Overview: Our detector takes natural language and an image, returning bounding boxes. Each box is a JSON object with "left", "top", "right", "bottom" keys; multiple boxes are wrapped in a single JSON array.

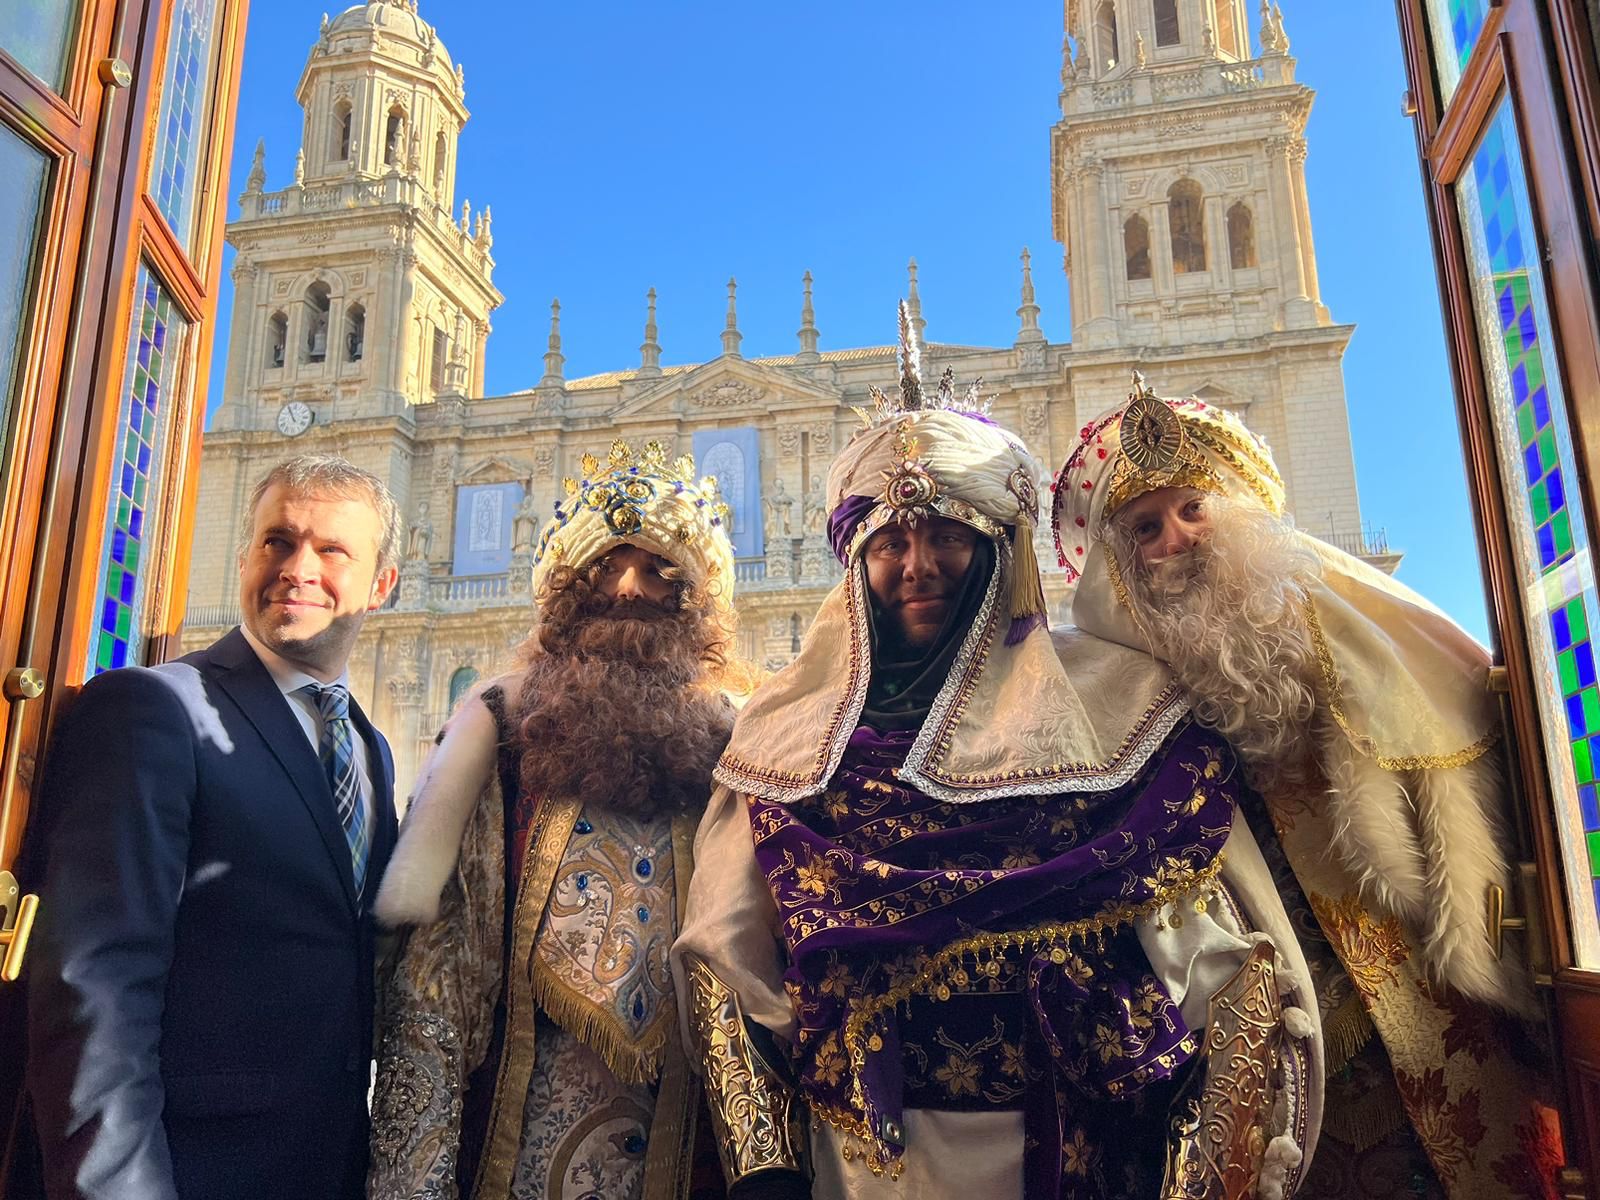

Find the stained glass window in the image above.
[
  {"left": 1457, "top": 100, "right": 1600, "bottom": 967},
  {"left": 87, "top": 263, "right": 188, "bottom": 678},
  {"left": 148, "top": 0, "right": 222, "bottom": 255},
  {"left": 1422, "top": 0, "right": 1489, "bottom": 103}
]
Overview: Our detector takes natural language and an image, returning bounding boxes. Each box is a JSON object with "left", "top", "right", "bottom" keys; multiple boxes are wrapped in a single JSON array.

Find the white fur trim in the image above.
[
  {"left": 1318, "top": 722, "right": 1430, "bottom": 928},
  {"left": 1411, "top": 755, "right": 1535, "bottom": 1013},
  {"left": 372, "top": 695, "right": 500, "bottom": 929},
  {"left": 1319, "top": 719, "right": 1533, "bottom": 1013},
  {"left": 1257, "top": 1134, "right": 1303, "bottom": 1200}
]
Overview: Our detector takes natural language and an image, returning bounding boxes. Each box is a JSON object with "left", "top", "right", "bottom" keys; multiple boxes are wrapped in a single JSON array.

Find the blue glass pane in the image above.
[
  {"left": 86, "top": 262, "right": 188, "bottom": 679},
  {"left": 148, "top": 0, "right": 222, "bottom": 254},
  {"left": 1457, "top": 100, "right": 1600, "bottom": 966}
]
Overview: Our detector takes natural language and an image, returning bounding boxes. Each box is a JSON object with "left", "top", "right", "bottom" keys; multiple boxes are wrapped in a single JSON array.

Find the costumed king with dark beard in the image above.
[
  {"left": 367, "top": 440, "right": 745, "bottom": 1200},
  {"left": 673, "top": 307, "right": 1328, "bottom": 1200}
]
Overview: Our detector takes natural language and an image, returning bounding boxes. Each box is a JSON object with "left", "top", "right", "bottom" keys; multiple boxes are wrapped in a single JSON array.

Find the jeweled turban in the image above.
[
  {"left": 1051, "top": 372, "right": 1285, "bottom": 584},
  {"left": 825, "top": 303, "right": 1047, "bottom": 630}
]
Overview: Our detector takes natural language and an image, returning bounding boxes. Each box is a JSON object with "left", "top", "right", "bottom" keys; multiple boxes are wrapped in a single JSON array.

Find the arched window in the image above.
[
  {"left": 332, "top": 101, "right": 352, "bottom": 161},
  {"left": 1228, "top": 202, "right": 1257, "bottom": 268},
  {"left": 384, "top": 108, "right": 405, "bottom": 167},
  {"left": 448, "top": 666, "right": 479, "bottom": 712},
  {"left": 433, "top": 130, "right": 448, "bottom": 188},
  {"left": 345, "top": 303, "right": 365, "bottom": 361},
  {"left": 1168, "top": 180, "right": 1207, "bottom": 274},
  {"left": 1123, "top": 214, "right": 1151, "bottom": 280},
  {"left": 1095, "top": 0, "right": 1119, "bottom": 68},
  {"left": 267, "top": 311, "right": 287, "bottom": 368},
  {"left": 305, "top": 283, "right": 331, "bottom": 362},
  {"left": 1154, "top": 0, "right": 1181, "bottom": 46}
]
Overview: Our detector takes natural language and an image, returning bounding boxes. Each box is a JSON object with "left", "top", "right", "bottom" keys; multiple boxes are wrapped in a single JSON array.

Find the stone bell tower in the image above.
[
  {"left": 1052, "top": 0, "right": 1330, "bottom": 350},
  {"left": 210, "top": 0, "right": 502, "bottom": 433},
  {"left": 1050, "top": 0, "right": 1363, "bottom": 551}
]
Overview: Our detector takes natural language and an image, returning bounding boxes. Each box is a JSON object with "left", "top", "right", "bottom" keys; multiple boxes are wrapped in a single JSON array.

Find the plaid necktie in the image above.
[{"left": 304, "top": 683, "right": 369, "bottom": 897}]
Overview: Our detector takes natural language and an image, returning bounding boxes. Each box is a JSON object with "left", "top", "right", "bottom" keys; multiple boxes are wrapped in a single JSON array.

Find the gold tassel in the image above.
[{"left": 1009, "top": 524, "right": 1047, "bottom": 620}]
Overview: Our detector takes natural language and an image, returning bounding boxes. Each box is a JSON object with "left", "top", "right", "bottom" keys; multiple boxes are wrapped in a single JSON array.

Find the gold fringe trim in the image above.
[
  {"left": 1304, "top": 597, "right": 1500, "bottom": 771},
  {"left": 838, "top": 851, "right": 1228, "bottom": 1157},
  {"left": 1321, "top": 991, "right": 1376, "bottom": 1075},
  {"left": 528, "top": 957, "right": 672, "bottom": 1087},
  {"left": 1322, "top": 1077, "right": 1410, "bottom": 1154}
]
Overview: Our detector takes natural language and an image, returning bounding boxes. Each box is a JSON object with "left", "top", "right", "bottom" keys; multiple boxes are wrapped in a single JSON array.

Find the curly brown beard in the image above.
[{"left": 507, "top": 561, "right": 735, "bottom": 818}]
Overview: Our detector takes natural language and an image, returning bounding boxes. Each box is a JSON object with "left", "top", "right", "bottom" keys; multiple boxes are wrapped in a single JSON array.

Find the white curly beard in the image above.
[{"left": 1117, "top": 497, "right": 1325, "bottom": 791}]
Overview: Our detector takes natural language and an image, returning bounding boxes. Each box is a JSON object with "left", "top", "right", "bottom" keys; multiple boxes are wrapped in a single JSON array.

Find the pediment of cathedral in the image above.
[
  {"left": 456, "top": 453, "right": 532, "bottom": 484},
  {"left": 610, "top": 356, "right": 842, "bottom": 421},
  {"left": 1189, "top": 380, "right": 1248, "bottom": 408}
]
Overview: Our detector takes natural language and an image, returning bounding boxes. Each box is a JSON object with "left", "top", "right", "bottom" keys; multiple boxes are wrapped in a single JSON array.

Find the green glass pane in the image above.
[
  {"left": 1554, "top": 510, "right": 1575, "bottom": 560},
  {"left": 0, "top": 123, "right": 50, "bottom": 451},
  {"left": 1531, "top": 481, "right": 1551, "bottom": 526},
  {"left": 0, "top": 0, "right": 80, "bottom": 92},
  {"left": 1576, "top": 738, "right": 1595, "bottom": 786},
  {"left": 1538, "top": 428, "right": 1558, "bottom": 476},
  {"left": 1589, "top": 829, "right": 1600, "bottom": 876},
  {"left": 1583, "top": 688, "right": 1600, "bottom": 732},
  {"left": 1571, "top": 599, "right": 1590, "bottom": 643},
  {"left": 1516, "top": 403, "right": 1536, "bottom": 445},
  {"left": 1561, "top": 650, "right": 1580, "bottom": 695}
]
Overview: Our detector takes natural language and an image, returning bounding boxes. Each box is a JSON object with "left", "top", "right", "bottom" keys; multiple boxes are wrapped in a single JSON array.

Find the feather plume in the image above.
[{"left": 897, "top": 300, "right": 924, "bottom": 410}]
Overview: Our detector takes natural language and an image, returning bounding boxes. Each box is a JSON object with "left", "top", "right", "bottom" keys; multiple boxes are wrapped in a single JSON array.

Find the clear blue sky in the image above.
[{"left": 208, "top": 0, "right": 1494, "bottom": 642}]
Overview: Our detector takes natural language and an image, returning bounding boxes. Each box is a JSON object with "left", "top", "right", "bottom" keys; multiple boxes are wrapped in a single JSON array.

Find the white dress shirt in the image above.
[{"left": 240, "top": 626, "right": 377, "bottom": 846}]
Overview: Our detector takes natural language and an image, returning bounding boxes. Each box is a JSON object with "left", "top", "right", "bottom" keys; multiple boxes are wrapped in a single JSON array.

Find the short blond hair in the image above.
[{"left": 238, "top": 454, "right": 402, "bottom": 570}]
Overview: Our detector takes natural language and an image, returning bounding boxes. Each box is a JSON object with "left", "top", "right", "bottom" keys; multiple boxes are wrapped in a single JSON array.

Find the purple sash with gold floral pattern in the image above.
[{"left": 749, "top": 718, "right": 1242, "bottom": 1196}]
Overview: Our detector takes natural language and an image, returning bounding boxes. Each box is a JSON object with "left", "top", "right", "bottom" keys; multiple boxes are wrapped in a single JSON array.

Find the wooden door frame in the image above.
[
  {"left": 1394, "top": 0, "right": 1600, "bottom": 1192},
  {"left": 2, "top": 0, "right": 249, "bottom": 871}
]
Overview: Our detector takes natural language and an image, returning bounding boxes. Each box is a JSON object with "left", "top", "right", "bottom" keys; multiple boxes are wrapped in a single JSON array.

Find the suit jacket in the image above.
[{"left": 25, "top": 628, "right": 399, "bottom": 1200}]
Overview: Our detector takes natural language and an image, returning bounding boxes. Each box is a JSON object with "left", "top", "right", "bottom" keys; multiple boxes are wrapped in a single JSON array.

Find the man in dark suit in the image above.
[{"left": 27, "top": 454, "right": 404, "bottom": 1199}]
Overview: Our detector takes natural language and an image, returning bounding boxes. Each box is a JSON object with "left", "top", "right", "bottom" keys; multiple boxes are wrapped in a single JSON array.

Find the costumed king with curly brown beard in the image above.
[{"left": 367, "top": 441, "right": 746, "bottom": 1200}]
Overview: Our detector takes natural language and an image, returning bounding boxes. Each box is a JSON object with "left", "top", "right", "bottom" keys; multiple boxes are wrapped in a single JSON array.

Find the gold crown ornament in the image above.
[{"left": 532, "top": 438, "right": 736, "bottom": 613}]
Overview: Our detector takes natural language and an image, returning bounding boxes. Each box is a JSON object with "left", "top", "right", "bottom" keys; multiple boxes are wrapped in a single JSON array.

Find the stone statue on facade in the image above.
[
  {"left": 511, "top": 491, "right": 539, "bottom": 553},
  {"left": 803, "top": 475, "right": 826, "bottom": 535},
  {"left": 406, "top": 500, "right": 433, "bottom": 562},
  {"left": 763, "top": 477, "right": 794, "bottom": 539}
]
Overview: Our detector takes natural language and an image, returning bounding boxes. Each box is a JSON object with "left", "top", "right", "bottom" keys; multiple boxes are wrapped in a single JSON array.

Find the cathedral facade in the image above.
[{"left": 185, "top": 0, "right": 1386, "bottom": 794}]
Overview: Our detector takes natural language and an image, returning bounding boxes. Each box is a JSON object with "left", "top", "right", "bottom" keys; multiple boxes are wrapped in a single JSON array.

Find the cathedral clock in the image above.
[{"left": 275, "top": 401, "right": 314, "bottom": 437}]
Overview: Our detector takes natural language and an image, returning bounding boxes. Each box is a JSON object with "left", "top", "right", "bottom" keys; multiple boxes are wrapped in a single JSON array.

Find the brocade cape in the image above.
[{"left": 367, "top": 765, "right": 702, "bottom": 1200}]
